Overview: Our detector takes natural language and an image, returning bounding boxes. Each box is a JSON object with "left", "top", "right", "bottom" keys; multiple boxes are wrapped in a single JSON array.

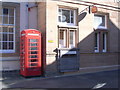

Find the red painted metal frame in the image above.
[{"left": 20, "top": 29, "right": 42, "bottom": 77}]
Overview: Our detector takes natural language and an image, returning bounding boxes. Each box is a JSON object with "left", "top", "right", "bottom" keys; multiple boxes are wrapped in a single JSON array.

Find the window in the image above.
[
  {"left": 69, "top": 30, "right": 75, "bottom": 48},
  {"left": 0, "top": 8, "right": 15, "bottom": 53},
  {"left": 59, "top": 28, "right": 76, "bottom": 48},
  {"left": 94, "top": 13, "right": 108, "bottom": 53},
  {"left": 59, "top": 30, "right": 67, "bottom": 48},
  {"left": 94, "top": 14, "right": 107, "bottom": 29},
  {"left": 94, "top": 33, "right": 99, "bottom": 52},
  {"left": 94, "top": 31, "right": 108, "bottom": 53},
  {"left": 58, "top": 8, "right": 76, "bottom": 26},
  {"left": 102, "top": 32, "right": 107, "bottom": 52}
]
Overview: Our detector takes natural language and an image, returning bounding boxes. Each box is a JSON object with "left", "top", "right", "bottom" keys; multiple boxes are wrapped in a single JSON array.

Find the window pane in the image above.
[
  {"left": 94, "top": 14, "right": 105, "bottom": 28},
  {"left": 3, "top": 27, "right": 8, "bottom": 32},
  {"left": 95, "top": 33, "right": 97, "bottom": 48},
  {"left": 59, "top": 30, "right": 66, "bottom": 48},
  {"left": 9, "top": 9, "right": 14, "bottom": 16},
  {"left": 3, "top": 16, "right": 8, "bottom": 24},
  {"left": 71, "top": 10, "right": 73, "bottom": 16},
  {"left": 0, "top": 16, "right": 2, "bottom": 24},
  {"left": 9, "top": 17, "right": 14, "bottom": 24},
  {"left": 71, "top": 17, "right": 73, "bottom": 23},
  {"left": 0, "top": 27, "right": 2, "bottom": 32},
  {"left": 9, "top": 34, "right": 13, "bottom": 41},
  {"left": 0, "top": 42, "right": 1, "bottom": 49},
  {"left": 0, "top": 33, "right": 2, "bottom": 41},
  {"left": 59, "top": 16, "right": 61, "bottom": 22},
  {"left": 3, "top": 34, "right": 7, "bottom": 41},
  {"left": 102, "top": 33, "right": 107, "bottom": 52},
  {"left": 62, "top": 10, "right": 70, "bottom": 23},
  {"left": 94, "top": 33, "right": 99, "bottom": 52},
  {"left": 3, "top": 42, "right": 7, "bottom": 49},
  {"left": 59, "top": 9, "right": 62, "bottom": 15},
  {"left": 9, "top": 27, "right": 14, "bottom": 32},
  {"left": 69, "top": 30, "right": 75, "bottom": 48},
  {"left": 3, "top": 8, "right": 8, "bottom": 15},
  {"left": 9, "top": 42, "right": 13, "bottom": 49}
]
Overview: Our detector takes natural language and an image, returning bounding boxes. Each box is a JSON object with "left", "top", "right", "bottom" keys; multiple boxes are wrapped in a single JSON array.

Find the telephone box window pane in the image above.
[
  {"left": 30, "top": 47, "right": 37, "bottom": 50},
  {"left": 30, "top": 43, "right": 37, "bottom": 46},
  {"left": 3, "top": 34, "right": 7, "bottom": 41},
  {"left": 30, "top": 55, "right": 37, "bottom": 58},
  {"left": 30, "top": 51, "right": 38, "bottom": 54},
  {"left": 3, "top": 42, "right": 7, "bottom": 49},
  {"left": 29, "top": 63, "right": 37, "bottom": 66},
  {"left": 29, "top": 39, "right": 38, "bottom": 42},
  {"left": 9, "top": 42, "right": 13, "bottom": 49},
  {"left": 29, "top": 59, "right": 37, "bottom": 62}
]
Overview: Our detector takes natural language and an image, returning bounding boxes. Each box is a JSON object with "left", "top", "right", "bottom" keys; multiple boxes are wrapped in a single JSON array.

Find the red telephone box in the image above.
[{"left": 20, "top": 29, "right": 42, "bottom": 77}]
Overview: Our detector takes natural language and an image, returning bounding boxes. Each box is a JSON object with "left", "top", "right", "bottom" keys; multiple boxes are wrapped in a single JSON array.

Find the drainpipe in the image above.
[{"left": 26, "top": 3, "right": 29, "bottom": 29}]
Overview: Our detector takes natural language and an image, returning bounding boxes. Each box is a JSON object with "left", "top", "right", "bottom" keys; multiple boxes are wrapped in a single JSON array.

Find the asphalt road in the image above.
[{"left": 2, "top": 69, "right": 119, "bottom": 89}]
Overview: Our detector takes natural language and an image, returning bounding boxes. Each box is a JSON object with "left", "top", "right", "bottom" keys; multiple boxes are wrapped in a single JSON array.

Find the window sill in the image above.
[
  {"left": 58, "top": 25, "right": 78, "bottom": 29},
  {"left": 94, "top": 27, "right": 108, "bottom": 30},
  {"left": 0, "top": 50, "right": 15, "bottom": 53}
]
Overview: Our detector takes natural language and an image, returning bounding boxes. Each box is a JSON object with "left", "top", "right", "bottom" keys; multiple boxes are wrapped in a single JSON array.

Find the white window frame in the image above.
[
  {"left": 94, "top": 14, "right": 107, "bottom": 29},
  {"left": 0, "top": 7, "right": 16, "bottom": 53},
  {"left": 58, "top": 8, "right": 76, "bottom": 26}
]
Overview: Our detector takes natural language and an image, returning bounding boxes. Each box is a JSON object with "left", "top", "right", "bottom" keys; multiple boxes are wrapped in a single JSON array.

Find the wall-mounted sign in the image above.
[
  {"left": 48, "top": 40, "right": 54, "bottom": 43},
  {"left": 91, "top": 6, "right": 97, "bottom": 13}
]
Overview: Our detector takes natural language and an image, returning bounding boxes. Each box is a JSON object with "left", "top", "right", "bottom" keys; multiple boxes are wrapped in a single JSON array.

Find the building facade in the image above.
[{"left": 0, "top": 0, "right": 120, "bottom": 76}]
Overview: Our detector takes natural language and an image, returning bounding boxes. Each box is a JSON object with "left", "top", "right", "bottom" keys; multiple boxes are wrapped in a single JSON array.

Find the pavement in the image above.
[{"left": 1, "top": 69, "right": 119, "bottom": 89}]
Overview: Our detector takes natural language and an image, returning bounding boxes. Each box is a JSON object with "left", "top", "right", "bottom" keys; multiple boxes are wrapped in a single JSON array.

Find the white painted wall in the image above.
[
  {"left": 28, "top": 2, "right": 38, "bottom": 29},
  {"left": 20, "top": 2, "right": 38, "bottom": 31},
  {"left": 20, "top": 2, "right": 29, "bottom": 31}
]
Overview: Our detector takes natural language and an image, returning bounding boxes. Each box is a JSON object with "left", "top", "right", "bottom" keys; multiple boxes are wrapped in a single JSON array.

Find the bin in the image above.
[{"left": 57, "top": 48, "right": 80, "bottom": 72}]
